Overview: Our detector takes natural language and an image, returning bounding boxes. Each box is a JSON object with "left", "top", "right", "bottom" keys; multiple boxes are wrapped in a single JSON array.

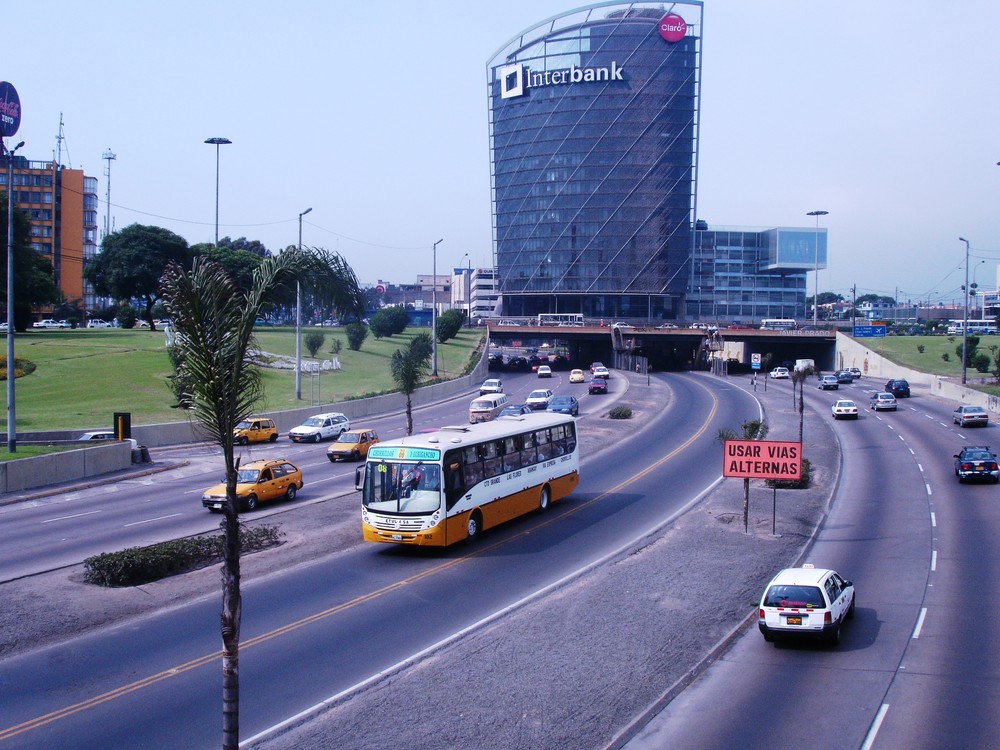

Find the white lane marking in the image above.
[
  {"left": 861, "top": 704, "right": 891, "bottom": 750},
  {"left": 123, "top": 513, "right": 183, "bottom": 527},
  {"left": 41, "top": 510, "right": 102, "bottom": 524},
  {"left": 926, "top": 483, "right": 932, "bottom": 495},
  {"left": 930, "top": 512, "right": 936, "bottom": 527},
  {"left": 912, "top": 607, "right": 928, "bottom": 638},
  {"left": 931, "top": 549, "right": 938, "bottom": 571}
]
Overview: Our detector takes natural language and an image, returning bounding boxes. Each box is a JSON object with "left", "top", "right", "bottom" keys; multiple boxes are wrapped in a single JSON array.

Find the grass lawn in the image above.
[
  {"left": 0, "top": 327, "right": 485, "bottom": 432},
  {"left": 852, "top": 333, "right": 1000, "bottom": 395}
]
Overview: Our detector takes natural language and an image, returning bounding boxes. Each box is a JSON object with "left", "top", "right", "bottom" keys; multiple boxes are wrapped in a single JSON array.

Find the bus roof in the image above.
[{"left": 372, "top": 413, "right": 576, "bottom": 453}]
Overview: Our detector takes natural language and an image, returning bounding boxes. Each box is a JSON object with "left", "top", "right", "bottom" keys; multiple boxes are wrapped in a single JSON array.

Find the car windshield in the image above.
[
  {"left": 337, "top": 433, "right": 361, "bottom": 444},
  {"left": 235, "top": 420, "right": 252, "bottom": 430},
  {"left": 529, "top": 391, "right": 547, "bottom": 398},
  {"left": 302, "top": 417, "right": 324, "bottom": 427},
  {"left": 551, "top": 397, "right": 571, "bottom": 405},
  {"left": 764, "top": 585, "right": 826, "bottom": 609},
  {"left": 963, "top": 449, "right": 993, "bottom": 461},
  {"left": 236, "top": 469, "right": 262, "bottom": 483}
]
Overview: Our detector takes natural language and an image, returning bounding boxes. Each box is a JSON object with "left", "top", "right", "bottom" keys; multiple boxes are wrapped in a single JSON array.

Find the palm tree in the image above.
[
  {"left": 158, "top": 250, "right": 362, "bottom": 750},
  {"left": 390, "top": 333, "right": 432, "bottom": 435}
]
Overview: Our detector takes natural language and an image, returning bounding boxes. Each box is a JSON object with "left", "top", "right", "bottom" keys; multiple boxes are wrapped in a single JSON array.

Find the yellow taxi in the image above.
[
  {"left": 327, "top": 428, "right": 380, "bottom": 462},
  {"left": 201, "top": 459, "right": 303, "bottom": 512},
  {"left": 233, "top": 416, "right": 278, "bottom": 445},
  {"left": 569, "top": 369, "right": 585, "bottom": 383}
]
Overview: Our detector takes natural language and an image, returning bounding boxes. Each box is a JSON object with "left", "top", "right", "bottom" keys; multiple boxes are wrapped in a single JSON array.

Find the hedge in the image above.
[{"left": 83, "top": 524, "right": 283, "bottom": 587}]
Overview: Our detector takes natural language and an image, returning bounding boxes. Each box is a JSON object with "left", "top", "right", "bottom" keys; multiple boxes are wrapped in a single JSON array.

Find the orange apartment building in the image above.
[{"left": 0, "top": 157, "right": 99, "bottom": 318}]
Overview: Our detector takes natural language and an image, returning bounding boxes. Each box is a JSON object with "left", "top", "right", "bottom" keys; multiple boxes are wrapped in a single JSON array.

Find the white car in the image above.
[
  {"left": 32, "top": 319, "right": 68, "bottom": 329},
  {"left": 593, "top": 366, "right": 611, "bottom": 379},
  {"left": 758, "top": 564, "right": 855, "bottom": 646},
  {"left": 831, "top": 399, "right": 858, "bottom": 420},
  {"left": 288, "top": 412, "right": 350, "bottom": 443},
  {"left": 525, "top": 389, "right": 553, "bottom": 410},
  {"left": 769, "top": 367, "right": 790, "bottom": 379},
  {"left": 537, "top": 365, "right": 553, "bottom": 378},
  {"left": 479, "top": 378, "right": 503, "bottom": 395},
  {"left": 86, "top": 319, "right": 113, "bottom": 328}
]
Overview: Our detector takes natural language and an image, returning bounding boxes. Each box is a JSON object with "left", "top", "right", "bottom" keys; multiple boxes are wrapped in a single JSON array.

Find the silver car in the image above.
[{"left": 870, "top": 392, "right": 897, "bottom": 411}]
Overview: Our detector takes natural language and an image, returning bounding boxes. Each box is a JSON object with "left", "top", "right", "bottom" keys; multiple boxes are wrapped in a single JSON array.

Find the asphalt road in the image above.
[{"left": 0, "top": 371, "right": 768, "bottom": 749}]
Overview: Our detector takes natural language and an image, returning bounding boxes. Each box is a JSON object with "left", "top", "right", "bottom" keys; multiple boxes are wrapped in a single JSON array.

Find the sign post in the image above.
[{"left": 2, "top": 81, "right": 22, "bottom": 453}]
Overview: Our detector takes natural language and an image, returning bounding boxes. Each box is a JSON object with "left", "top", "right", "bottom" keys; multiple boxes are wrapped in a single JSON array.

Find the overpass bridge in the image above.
[{"left": 486, "top": 324, "right": 837, "bottom": 373}]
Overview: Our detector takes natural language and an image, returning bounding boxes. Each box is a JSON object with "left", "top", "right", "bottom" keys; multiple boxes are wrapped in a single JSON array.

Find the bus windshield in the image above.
[{"left": 362, "top": 461, "right": 442, "bottom": 514}]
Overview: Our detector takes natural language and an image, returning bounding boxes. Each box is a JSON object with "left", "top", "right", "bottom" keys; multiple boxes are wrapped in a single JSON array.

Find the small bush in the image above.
[
  {"left": 917, "top": 344, "right": 925, "bottom": 354},
  {"left": 83, "top": 525, "right": 283, "bottom": 587},
  {"left": 765, "top": 458, "right": 812, "bottom": 490},
  {"left": 609, "top": 405, "right": 633, "bottom": 419},
  {"left": 304, "top": 330, "right": 325, "bottom": 358},
  {"left": 942, "top": 353, "right": 950, "bottom": 362}
]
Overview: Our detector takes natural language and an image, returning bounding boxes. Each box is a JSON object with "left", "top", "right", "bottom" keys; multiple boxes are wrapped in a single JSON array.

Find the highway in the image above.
[{"left": 625, "top": 375, "right": 1000, "bottom": 749}]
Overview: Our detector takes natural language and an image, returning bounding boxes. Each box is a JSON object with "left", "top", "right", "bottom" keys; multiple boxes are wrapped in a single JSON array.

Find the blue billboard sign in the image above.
[{"left": 853, "top": 325, "right": 886, "bottom": 338}]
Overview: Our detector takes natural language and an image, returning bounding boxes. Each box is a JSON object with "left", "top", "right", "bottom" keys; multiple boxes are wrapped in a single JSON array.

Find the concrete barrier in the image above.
[{"left": 0, "top": 442, "right": 133, "bottom": 494}]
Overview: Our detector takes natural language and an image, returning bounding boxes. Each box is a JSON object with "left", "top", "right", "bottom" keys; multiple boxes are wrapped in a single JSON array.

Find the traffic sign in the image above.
[
  {"left": 853, "top": 325, "right": 886, "bottom": 338},
  {"left": 751, "top": 353, "right": 762, "bottom": 370}
]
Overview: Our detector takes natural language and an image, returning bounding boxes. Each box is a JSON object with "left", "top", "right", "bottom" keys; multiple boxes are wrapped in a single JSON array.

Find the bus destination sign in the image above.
[{"left": 368, "top": 446, "right": 441, "bottom": 462}]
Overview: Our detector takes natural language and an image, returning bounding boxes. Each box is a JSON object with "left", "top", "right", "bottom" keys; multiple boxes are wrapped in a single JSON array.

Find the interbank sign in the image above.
[{"left": 499, "top": 61, "right": 624, "bottom": 100}]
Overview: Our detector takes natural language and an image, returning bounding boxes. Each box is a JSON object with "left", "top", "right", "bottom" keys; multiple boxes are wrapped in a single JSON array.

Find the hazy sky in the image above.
[{"left": 5, "top": 1, "right": 998, "bottom": 307}]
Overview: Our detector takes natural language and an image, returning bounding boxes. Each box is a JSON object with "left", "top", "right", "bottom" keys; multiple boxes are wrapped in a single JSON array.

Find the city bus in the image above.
[
  {"left": 357, "top": 413, "right": 580, "bottom": 546},
  {"left": 759, "top": 318, "right": 797, "bottom": 331},
  {"left": 947, "top": 319, "right": 998, "bottom": 335},
  {"left": 537, "top": 312, "right": 585, "bottom": 327}
]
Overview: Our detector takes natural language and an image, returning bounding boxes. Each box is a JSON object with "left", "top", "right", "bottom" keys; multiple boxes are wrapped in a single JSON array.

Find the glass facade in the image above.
[
  {"left": 488, "top": 2, "right": 703, "bottom": 322},
  {"left": 689, "top": 227, "right": 825, "bottom": 322}
]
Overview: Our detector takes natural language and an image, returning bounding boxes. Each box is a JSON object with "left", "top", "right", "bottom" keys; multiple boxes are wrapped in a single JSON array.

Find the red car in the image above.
[{"left": 589, "top": 377, "right": 608, "bottom": 395}]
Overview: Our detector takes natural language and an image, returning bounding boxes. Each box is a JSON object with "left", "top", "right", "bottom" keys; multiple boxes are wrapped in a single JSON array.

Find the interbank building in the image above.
[{"left": 487, "top": 1, "right": 825, "bottom": 324}]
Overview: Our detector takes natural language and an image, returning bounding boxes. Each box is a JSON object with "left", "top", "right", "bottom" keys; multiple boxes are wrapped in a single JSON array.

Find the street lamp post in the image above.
[
  {"left": 432, "top": 239, "right": 443, "bottom": 376},
  {"left": 204, "top": 137, "right": 231, "bottom": 246},
  {"left": 295, "top": 207, "right": 313, "bottom": 400},
  {"left": 5, "top": 139, "right": 24, "bottom": 453},
  {"left": 807, "top": 210, "right": 829, "bottom": 326},
  {"left": 463, "top": 252, "right": 472, "bottom": 326},
  {"left": 960, "top": 237, "right": 971, "bottom": 384}
]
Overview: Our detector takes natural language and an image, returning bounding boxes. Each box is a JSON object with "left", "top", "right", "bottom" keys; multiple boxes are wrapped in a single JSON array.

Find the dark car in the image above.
[
  {"left": 546, "top": 395, "right": 579, "bottom": 416},
  {"left": 499, "top": 403, "right": 533, "bottom": 417},
  {"left": 506, "top": 356, "right": 529, "bottom": 372},
  {"left": 589, "top": 377, "right": 608, "bottom": 395},
  {"left": 835, "top": 370, "right": 854, "bottom": 384},
  {"left": 886, "top": 378, "right": 911, "bottom": 397},
  {"left": 954, "top": 445, "right": 1000, "bottom": 483}
]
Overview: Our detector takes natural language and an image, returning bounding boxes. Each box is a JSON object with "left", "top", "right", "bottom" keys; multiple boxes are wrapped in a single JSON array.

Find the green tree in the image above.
[
  {"left": 390, "top": 333, "right": 432, "bottom": 435},
  {"left": 86, "top": 224, "right": 191, "bottom": 330},
  {"left": 158, "top": 248, "right": 362, "bottom": 750},
  {"left": 191, "top": 243, "right": 264, "bottom": 294},
  {"left": 369, "top": 306, "right": 409, "bottom": 339},
  {"left": 436, "top": 308, "right": 464, "bottom": 343},
  {"left": 0, "top": 192, "right": 59, "bottom": 331}
]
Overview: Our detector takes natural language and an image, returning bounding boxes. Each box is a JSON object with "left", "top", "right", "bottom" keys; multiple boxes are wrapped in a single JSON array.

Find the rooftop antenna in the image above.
[
  {"left": 102, "top": 148, "right": 116, "bottom": 239},
  {"left": 55, "top": 113, "right": 72, "bottom": 169}
]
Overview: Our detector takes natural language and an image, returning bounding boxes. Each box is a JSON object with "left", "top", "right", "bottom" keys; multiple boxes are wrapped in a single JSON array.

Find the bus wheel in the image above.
[
  {"left": 466, "top": 511, "right": 482, "bottom": 543},
  {"left": 539, "top": 485, "right": 551, "bottom": 512}
]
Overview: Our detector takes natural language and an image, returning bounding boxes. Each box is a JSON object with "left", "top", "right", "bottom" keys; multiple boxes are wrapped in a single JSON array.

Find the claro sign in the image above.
[
  {"left": 499, "top": 61, "right": 624, "bottom": 100},
  {"left": 658, "top": 13, "right": 688, "bottom": 43}
]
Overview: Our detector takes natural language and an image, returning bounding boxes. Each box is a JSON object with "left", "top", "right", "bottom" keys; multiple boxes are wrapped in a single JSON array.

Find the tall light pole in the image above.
[
  {"left": 295, "top": 207, "right": 312, "bottom": 400},
  {"left": 5, "top": 139, "right": 24, "bottom": 453},
  {"left": 807, "top": 210, "right": 829, "bottom": 325},
  {"left": 960, "top": 237, "right": 971, "bottom": 384},
  {"left": 204, "top": 137, "right": 231, "bottom": 246},
  {"left": 463, "top": 252, "right": 472, "bottom": 326},
  {"left": 432, "top": 239, "right": 443, "bottom": 376}
]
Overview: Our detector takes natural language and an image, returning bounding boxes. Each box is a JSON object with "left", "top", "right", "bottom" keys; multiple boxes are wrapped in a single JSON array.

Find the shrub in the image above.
[
  {"left": 609, "top": 405, "right": 632, "bottom": 419},
  {"left": 304, "top": 330, "right": 325, "bottom": 358},
  {"left": 83, "top": 525, "right": 283, "bottom": 587},
  {"left": 974, "top": 351, "right": 991, "bottom": 373},
  {"left": 345, "top": 322, "right": 369, "bottom": 351},
  {"left": 917, "top": 344, "right": 925, "bottom": 354},
  {"left": 942, "top": 352, "right": 950, "bottom": 362},
  {"left": 329, "top": 338, "right": 343, "bottom": 355},
  {"left": 117, "top": 302, "right": 137, "bottom": 329},
  {"left": 765, "top": 458, "right": 812, "bottom": 490}
]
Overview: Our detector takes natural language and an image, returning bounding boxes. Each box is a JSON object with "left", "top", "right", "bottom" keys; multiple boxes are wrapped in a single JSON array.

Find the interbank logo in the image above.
[{"left": 499, "top": 61, "right": 624, "bottom": 100}]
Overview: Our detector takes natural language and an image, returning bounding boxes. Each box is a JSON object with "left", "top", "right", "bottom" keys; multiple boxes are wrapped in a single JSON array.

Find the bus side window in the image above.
[
  {"left": 463, "top": 446, "right": 483, "bottom": 486},
  {"left": 484, "top": 439, "right": 503, "bottom": 477},
  {"left": 520, "top": 431, "right": 536, "bottom": 466},
  {"left": 565, "top": 423, "right": 577, "bottom": 452},
  {"left": 534, "top": 429, "right": 550, "bottom": 462},
  {"left": 550, "top": 426, "right": 565, "bottom": 457},
  {"left": 503, "top": 437, "right": 521, "bottom": 471}
]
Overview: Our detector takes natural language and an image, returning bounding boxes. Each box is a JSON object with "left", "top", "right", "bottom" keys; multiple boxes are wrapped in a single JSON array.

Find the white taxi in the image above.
[
  {"left": 831, "top": 399, "right": 859, "bottom": 420},
  {"left": 758, "top": 564, "right": 855, "bottom": 646}
]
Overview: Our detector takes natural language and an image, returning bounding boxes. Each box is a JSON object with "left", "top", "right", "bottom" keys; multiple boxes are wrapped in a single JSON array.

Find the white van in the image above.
[{"left": 469, "top": 393, "right": 509, "bottom": 423}]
